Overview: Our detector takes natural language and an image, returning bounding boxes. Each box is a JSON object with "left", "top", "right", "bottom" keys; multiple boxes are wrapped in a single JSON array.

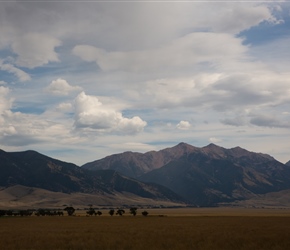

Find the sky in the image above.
[{"left": 0, "top": 0, "right": 290, "bottom": 166}]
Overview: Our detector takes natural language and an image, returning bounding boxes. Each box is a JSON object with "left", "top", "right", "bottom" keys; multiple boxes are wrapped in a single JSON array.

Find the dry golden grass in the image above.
[{"left": 1, "top": 208, "right": 290, "bottom": 250}]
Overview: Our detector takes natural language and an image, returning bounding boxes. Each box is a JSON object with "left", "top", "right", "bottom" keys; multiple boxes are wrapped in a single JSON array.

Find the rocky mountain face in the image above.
[
  {"left": 286, "top": 160, "right": 290, "bottom": 166},
  {"left": 138, "top": 144, "right": 290, "bottom": 206},
  {"left": 0, "top": 149, "right": 185, "bottom": 204},
  {"left": 82, "top": 142, "right": 200, "bottom": 178},
  {"left": 82, "top": 143, "right": 290, "bottom": 206},
  {"left": 2, "top": 144, "right": 290, "bottom": 207}
]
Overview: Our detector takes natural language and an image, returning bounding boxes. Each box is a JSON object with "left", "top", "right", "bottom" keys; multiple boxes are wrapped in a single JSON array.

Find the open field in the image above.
[{"left": 1, "top": 208, "right": 290, "bottom": 250}]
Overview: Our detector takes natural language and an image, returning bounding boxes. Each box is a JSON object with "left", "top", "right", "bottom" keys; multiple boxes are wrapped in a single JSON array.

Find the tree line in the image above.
[
  {"left": 107, "top": 207, "right": 148, "bottom": 217},
  {"left": 0, "top": 206, "right": 149, "bottom": 217}
]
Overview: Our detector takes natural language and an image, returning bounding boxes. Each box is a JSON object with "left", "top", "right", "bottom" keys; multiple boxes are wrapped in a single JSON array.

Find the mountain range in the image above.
[
  {"left": 82, "top": 142, "right": 197, "bottom": 178},
  {"left": 83, "top": 143, "right": 290, "bottom": 206},
  {"left": 0, "top": 149, "right": 185, "bottom": 208},
  {"left": 138, "top": 143, "right": 290, "bottom": 206},
  {"left": 1, "top": 143, "right": 290, "bottom": 208}
]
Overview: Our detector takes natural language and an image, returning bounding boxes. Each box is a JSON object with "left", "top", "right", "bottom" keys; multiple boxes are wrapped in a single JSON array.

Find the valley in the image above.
[{"left": 1, "top": 208, "right": 290, "bottom": 250}]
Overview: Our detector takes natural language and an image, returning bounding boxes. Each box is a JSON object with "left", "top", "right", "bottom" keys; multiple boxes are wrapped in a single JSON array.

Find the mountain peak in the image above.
[
  {"left": 202, "top": 143, "right": 226, "bottom": 157},
  {"left": 204, "top": 143, "right": 219, "bottom": 148},
  {"left": 165, "top": 142, "right": 198, "bottom": 155},
  {"left": 229, "top": 146, "right": 249, "bottom": 156},
  {"left": 177, "top": 142, "right": 190, "bottom": 146},
  {"left": 174, "top": 142, "right": 195, "bottom": 150}
]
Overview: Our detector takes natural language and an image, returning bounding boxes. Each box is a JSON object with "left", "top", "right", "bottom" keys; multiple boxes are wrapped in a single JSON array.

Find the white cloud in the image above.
[
  {"left": 0, "top": 108, "right": 79, "bottom": 148},
  {"left": 0, "top": 2, "right": 277, "bottom": 51},
  {"left": 0, "top": 86, "right": 12, "bottom": 115},
  {"left": 73, "top": 32, "right": 247, "bottom": 73},
  {"left": 2, "top": 125, "right": 17, "bottom": 136},
  {"left": 12, "top": 33, "right": 61, "bottom": 68},
  {"left": 206, "top": 3, "right": 275, "bottom": 34},
  {"left": 74, "top": 92, "right": 146, "bottom": 135},
  {"left": 0, "top": 85, "right": 78, "bottom": 148},
  {"left": 46, "top": 78, "right": 82, "bottom": 96},
  {"left": 0, "top": 60, "right": 31, "bottom": 82},
  {"left": 177, "top": 121, "right": 191, "bottom": 130},
  {"left": 150, "top": 71, "right": 289, "bottom": 112},
  {"left": 0, "top": 1, "right": 289, "bottom": 165},
  {"left": 56, "top": 102, "right": 73, "bottom": 112}
]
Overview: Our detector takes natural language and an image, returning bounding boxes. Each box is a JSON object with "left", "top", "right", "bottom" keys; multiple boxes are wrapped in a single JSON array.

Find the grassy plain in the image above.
[{"left": 1, "top": 208, "right": 290, "bottom": 250}]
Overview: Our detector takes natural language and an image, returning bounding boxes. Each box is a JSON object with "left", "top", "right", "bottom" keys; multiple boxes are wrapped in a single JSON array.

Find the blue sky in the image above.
[{"left": 0, "top": 1, "right": 290, "bottom": 165}]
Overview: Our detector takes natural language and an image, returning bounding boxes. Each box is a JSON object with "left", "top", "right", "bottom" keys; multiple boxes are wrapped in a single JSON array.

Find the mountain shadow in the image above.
[
  {"left": 138, "top": 144, "right": 290, "bottom": 206},
  {"left": 0, "top": 149, "right": 186, "bottom": 204}
]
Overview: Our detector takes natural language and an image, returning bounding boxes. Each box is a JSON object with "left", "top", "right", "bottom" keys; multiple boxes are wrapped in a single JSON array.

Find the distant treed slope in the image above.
[
  {"left": 82, "top": 142, "right": 199, "bottom": 178},
  {"left": 139, "top": 144, "right": 290, "bottom": 206},
  {"left": 0, "top": 149, "right": 185, "bottom": 203}
]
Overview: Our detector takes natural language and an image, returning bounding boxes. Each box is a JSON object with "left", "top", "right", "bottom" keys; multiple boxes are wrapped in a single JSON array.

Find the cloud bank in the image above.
[{"left": 0, "top": 1, "right": 289, "bottom": 165}]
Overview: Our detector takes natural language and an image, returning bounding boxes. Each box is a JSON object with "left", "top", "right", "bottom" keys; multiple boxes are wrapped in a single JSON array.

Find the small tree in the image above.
[
  {"left": 0, "top": 210, "right": 6, "bottom": 216},
  {"left": 116, "top": 209, "right": 125, "bottom": 216},
  {"left": 87, "top": 208, "right": 96, "bottom": 216},
  {"left": 64, "top": 206, "right": 75, "bottom": 216},
  {"left": 86, "top": 205, "right": 96, "bottom": 216},
  {"left": 96, "top": 211, "right": 102, "bottom": 216},
  {"left": 129, "top": 207, "right": 138, "bottom": 216},
  {"left": 142, "top": 211, "right": 149, "bottom": 217},
  {"left": 108, "top": 209, "right": 115, "bottom": 216},
  {"left": 6, "top": 210, "right": 13, "bottom": 216},
  {"left": 36, "top": 209, "right": 46, "bottom": 216}
]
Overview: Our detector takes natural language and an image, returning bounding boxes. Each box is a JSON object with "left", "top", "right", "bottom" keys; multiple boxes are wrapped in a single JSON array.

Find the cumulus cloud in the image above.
[
  {"left": 46, "top": 78, "right": 82, "bottom": 96},
  {"left": 12, "top": 33, "right": 61, "bottom": 68},
  {"left": 0, "top": 60, "right": 31, "bottom": 81},
  {"left": 0, "top": 99, "right": 40, "bottom": 146},
  {"left": 74, "top": 92, "right": 146, "bottom": 134},
  {"left": 0, "top": 108, "right": 77, "bottom": 147},
  {"left": 177, "top": 121, "right": 191, "bottom": 130},
  {"left": 56, "top": 102, "right": 73, "bottom": 112},
  {"left": 2, "top": 125, "right": 17, "bottom": 136},
  {"left": 0, "top": 85, "right": 79, "bottom": 148}
]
